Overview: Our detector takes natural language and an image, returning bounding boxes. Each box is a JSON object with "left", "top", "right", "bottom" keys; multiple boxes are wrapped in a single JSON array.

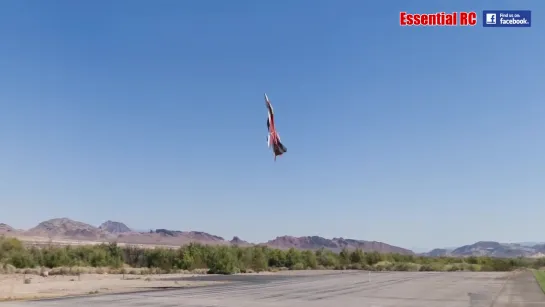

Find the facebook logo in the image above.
[
  {"left": 486, "top": 13, "right": 497, "bottom": 24},
  {"left": 483, "top": 10, "right": 531, "bottom": 27}
]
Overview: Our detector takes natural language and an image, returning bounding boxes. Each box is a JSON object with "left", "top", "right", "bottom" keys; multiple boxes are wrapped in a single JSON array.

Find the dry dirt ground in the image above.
[
  {"left": 0, "top": 273, "right": 222, "bottom": 301},
  {"left": 0, "top": 270, "right": 323, "bottom": 301}
]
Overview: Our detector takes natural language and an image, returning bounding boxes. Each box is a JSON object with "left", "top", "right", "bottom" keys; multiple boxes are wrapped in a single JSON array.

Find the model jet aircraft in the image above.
[{"left": 265, "top": 93, "right": 287, "bottom": 161}]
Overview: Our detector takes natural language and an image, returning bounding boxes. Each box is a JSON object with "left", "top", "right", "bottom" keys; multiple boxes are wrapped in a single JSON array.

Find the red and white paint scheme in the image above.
[{"left": 265, "top": 93, "right": 287, "bottom": 161}]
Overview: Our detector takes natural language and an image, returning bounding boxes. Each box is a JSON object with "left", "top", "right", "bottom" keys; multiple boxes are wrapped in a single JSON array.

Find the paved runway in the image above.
[{"left": 1, "top": 271, "right": 544, "bottom": 307}]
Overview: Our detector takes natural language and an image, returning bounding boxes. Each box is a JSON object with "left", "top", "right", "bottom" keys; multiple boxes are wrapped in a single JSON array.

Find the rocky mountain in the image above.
[
  {"left": 114, "top": 228, "right": 227, "bottom": 246},
  {"left": 424, "top": 248, "right": 452, "bottom": 257},
  {"left": 13, "top": 218, "right": 545, "bottom": 258},
  {"left": 24, "top": 218, "right": 111, "bottom": 240},
  {"left": 451, "top": 241, "right": 539, "bottom": 258},
  {"left": 230, "top": 236, "right": 252, "bottom": 246},
  {"left": 99, "top": 220, "right": 131, "bottom": 234},
  {"left": 265, "top": 236, "right": 414, "bottom": 255},
  {"left": 0, "top": 223, "right": 16, "bottom": 233},
  {"left": 516, "top": 242, "right": 545, "bottom": 247},
  {"left": 422, "top": 241, "right": 545, "bottom": 258},
  {"left": 6, "top": 218, "right": 414, "bottom": 254}
]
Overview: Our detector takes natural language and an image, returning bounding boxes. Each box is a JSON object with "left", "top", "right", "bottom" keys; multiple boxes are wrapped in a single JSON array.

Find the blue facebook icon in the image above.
[{"left": 483, "top": 10, "right": 531, "bottom": 27}]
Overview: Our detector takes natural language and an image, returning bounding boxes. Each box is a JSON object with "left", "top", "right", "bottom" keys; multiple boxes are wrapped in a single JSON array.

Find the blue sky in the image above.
[{"left": 0, "top": 0, "right": 543, "bottom": 251}]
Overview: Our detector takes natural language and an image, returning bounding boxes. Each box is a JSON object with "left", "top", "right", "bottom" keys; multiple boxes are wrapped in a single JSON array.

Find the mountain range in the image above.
[
  {"left": 2, "top": 218, "right": 544, "bottom": 258},
  {"left": 0, "top": 218, "right": 413, "bottom": 254},
  {"left": 421, "top": 241, "right": 545, "bottom": 258}
]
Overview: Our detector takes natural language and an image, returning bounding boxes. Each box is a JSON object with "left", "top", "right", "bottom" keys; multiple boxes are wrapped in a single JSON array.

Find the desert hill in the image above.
[
  {"left": 4, "top": 218, "right": 414, "bottom": 254},
  {"left": 265, "top": 235, "right": 413, "bottom": 254},
  {"left": 0, "top": 223, "right": 15, "bottom": 233},
  {"left": 24, "top": 218, "right": 112, "bottom": 240},
  {"left": 99, "top": 220, "right": 132, "bottom": 234},
  {"left": 10, "top": 218, "right": 545, "bottom": 258},
  {"left": 9, "top": 218, "right": 545, "bottom": 258},
  {"left": 230, "top": 236, "right": 251, "bottom": 246},
  {"left": 421, "top": 241, "right": 545, "bottom": 258}
]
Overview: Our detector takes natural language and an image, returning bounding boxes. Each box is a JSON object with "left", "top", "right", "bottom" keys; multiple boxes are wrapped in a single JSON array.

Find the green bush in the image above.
[{"left": 0, "top": 236, "right": 539, "bottom": 275}]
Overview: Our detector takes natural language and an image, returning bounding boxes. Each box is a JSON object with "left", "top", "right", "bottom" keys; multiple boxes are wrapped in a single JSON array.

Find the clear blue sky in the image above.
[{"left": 1, "top": 0, "right": 543, "bottom": 251}]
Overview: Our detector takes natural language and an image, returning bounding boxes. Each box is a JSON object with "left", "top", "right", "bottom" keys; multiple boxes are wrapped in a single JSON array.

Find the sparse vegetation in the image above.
[
  {"left": 533, "top": 270, "right": 545, "bottom": 293},
  {"left": 0, "top": 236, "right": 543, "bottom": 275}
]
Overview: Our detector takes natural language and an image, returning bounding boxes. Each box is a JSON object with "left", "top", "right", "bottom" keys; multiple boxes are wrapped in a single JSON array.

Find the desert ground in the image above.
[
  {"left": 0, "top": 270, "right": 544, "bottom": 307},
  {"left": 0, "top": 272, "right": 222, "bottom": 301}
]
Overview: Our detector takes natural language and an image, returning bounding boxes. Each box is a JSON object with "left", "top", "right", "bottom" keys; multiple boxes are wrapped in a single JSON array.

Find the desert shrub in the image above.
[
  {"left": 374, "top": 261, "right": 394, "bottom": 271},
  {"left": 419, "top": 264, "right": 434, "bottom": 271},
  {"left": 251, "top": 247, "right": 269, "bottom": 272},
  {"left": 349, "top": 263, "right": 362, "bottom": 270},
  {"left": 0, "top": 236, "right": 537, "bottom": 274},
  {"left": 4, "top": 263, "right": 16, "bottom": 274},
  {"left": 393, "top": 262, "right": 420, "bottom": 271},
  {"left": 207, "top": 246, "right": 239, "bottom": 274},
  {"left": 315, "top": 248, "right": 338, "bottom": 268},
  {"left": 290, "top": 262, "right": 306, "bottom": 270}
]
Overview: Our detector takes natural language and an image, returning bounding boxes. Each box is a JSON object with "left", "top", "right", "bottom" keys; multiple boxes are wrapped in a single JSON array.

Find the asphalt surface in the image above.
[
  {"left": 1, "top": 271, "right": 544, "bottom": 307},
  {"left": 492, "top": 271, "right": 545, "bottom": 307}
]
